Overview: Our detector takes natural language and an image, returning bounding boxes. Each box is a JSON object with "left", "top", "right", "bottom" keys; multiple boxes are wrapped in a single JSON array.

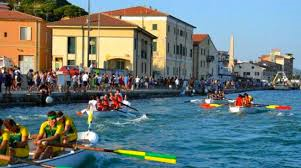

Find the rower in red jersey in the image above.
[{"left": 235, "top": 94, "right": 244, "bottom": 107}]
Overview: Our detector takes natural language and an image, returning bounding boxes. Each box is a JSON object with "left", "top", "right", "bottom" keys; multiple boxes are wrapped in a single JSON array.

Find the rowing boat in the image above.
[
  {"left": 93, "top": 107, "right": 136, "bottom": 117},
  {"left": 204, "top": 98, "right": 232, "bottom": 104},
  {"left": 6, "top": 131, "right": 99, "bottom": 168},
  {"left": 228, "top": 106, "right": 268, "bottom": 114}
]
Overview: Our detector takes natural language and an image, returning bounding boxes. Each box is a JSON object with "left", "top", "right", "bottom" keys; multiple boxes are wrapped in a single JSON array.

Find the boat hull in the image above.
[
  {"left": 228, "top": 106, "right": 266, "bottom": 113},
  {"left": 6, "top": 131, "right": 99, "bottom": 168},
  {"left": 8, "top": 150, "right": 92, "bottom": 168}
]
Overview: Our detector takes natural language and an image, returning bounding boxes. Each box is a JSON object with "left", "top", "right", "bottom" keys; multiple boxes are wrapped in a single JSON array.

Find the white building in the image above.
[
  {"left": 104, "top": 6, "right": 195, "bottom": 79},
  {"left": 217, "top": 51, "right": 232, "bottom": 81},
  {"left": 234, "top": 62, "right": 265, "bottom": 80},
  {"left": 192, "top": 34, "right": 218, "bottom": 80}
]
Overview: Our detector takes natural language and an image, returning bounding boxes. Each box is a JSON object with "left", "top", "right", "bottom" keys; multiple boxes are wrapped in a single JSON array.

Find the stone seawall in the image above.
[{"left": 0, "top": 87, "right": 272, "bottom": 107}]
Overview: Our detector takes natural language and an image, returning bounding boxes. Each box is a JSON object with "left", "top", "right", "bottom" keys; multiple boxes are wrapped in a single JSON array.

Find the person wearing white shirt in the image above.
[{"left": 82, "top": 73, "right": 89, "bottom": 92}]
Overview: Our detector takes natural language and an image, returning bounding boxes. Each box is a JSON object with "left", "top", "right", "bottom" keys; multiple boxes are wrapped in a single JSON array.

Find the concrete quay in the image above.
[{"left": 0, "top": 87, "right": 272, "bottom": 107}]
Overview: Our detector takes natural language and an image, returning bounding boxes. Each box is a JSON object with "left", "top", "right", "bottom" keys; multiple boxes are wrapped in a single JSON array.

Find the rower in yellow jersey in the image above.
[
  {"left": 0, "top": 119, "right": 10, "bottom": 166},
  {"left": 56, "top": 111, "right": 77, "bottom": 144},
  {"left": 3, "top": 119, "right": 29, "bottom": 159},
  {"left": 33, "top": 111, "right": 64, "bottom": 160}
]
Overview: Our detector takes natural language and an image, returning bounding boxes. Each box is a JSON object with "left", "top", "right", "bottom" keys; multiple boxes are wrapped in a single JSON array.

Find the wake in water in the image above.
[{"left": 111, "top": 114, "right": 149, "bottom": 126}]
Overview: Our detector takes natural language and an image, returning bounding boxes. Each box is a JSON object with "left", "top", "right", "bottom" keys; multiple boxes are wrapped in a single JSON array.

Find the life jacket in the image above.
[
  {"left": 235, "top": 97, "right": 243, "bottom": 106},
  {"left": 244, "top": 96, "right": 251, "bottom": 107},
  {"left": 112, "top": 96, "right": 120, "bottom": 109},
  {"left": 43, "top": 122, "right": 61, "bottom": 144},
  {"left": 103, "top": 98, "right": 109, "bottom": 109},
  {"left": 97, "top": 101, "right": 104, "bottom": 111},
  {"left": 117, "top": 95, "right": 123, "bottom": 103},
  {"left": 0, "top": 131, "right": 8, "bottom": 155},
  {"left": 62, "top": 116, "right": 77, "bottom": 135}
]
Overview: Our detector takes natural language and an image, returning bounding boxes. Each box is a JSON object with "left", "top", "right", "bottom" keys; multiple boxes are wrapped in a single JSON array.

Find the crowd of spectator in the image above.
[{"left": 0, "top": 66, "right": 269, "bottom": 95}]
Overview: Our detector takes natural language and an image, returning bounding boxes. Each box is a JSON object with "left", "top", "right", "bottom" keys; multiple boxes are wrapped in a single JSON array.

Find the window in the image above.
[
  {"left": 20, "top": 27, "right": 31, "bottom": 40},
  {"left": 190, "top": 49, "right": 192, "bottom": 57},
  {"left": 167, "top": 25, "right": 170, "bottom": 32},
  {"left": 167, "top": 66, "right": 169, "bottom": 75},
  {"left": 141, "top": 62, "right": 144, "bottom": 73},
  {"left": 255, "top": 72, "right": 260, "bottom": 76},
  {"left": 68, "top": 37, "right": 76, "bottom": 54},
  {"left": 243, "top": 72, "right": 250, "bottom": 76},
  {"left": 180, "top": 44, "right": 182, "bottom": 55},
  {"left": 176, "top": 45, "right": 179, "bottom": 55},
  {"left": 180, "top": 30, "right": 183, "bottom": 36},
  {"left": 67, "top": 60, "right": 75, "bottom": 65},
  {"left": 4, "top": 32, "right": 7, "bottom": 37},
  {"left": 152, "top": 24, "right": 158, "bottom": 30},
  {"left": 167, "top": 42, "right": 170, "bottom": 53},
  {"left": 88, "top": 37, "right": 96, "bottom": 54},
  {"left": 174, "top": 45, "right": 176, "bottom": 54},
  {"left": 134, "top": 38, "right": 138, "bottom": 50},
  {"left": 152, "top": 41, "right": 157, "bottom": 52}
]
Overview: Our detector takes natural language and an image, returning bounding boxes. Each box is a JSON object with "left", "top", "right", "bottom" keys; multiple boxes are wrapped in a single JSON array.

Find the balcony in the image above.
[{"left": 206, "top": 55, "right": 215, "bottom": 62}]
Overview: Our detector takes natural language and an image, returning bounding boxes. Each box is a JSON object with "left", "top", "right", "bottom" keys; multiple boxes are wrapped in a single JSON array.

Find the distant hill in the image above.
[{"left": 4, "top": 0, "right": 87, "bottom": 22}]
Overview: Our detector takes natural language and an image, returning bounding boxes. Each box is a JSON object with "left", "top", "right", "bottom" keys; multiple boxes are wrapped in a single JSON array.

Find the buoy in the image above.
[{"left": 45, "top": 96, "right": 54, "bottom": 104}]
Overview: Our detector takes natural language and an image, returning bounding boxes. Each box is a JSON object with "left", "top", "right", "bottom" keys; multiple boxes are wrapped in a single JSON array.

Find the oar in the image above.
[
  {"left": 115, "top": 108, "right": 138, "bottom": 117},
  {"left": 199, "top": 103, "right": 225, "bottom": 109},
  {"left": 117, "top": 100, "right": 139, "bottom": 112},
  {"left": 50, "top": 143, "right": 176, "bottom": 164},
  {"left": 253, "top": 104, "right": 292, "bottom": 110},
  {"left": 0, "top": 154, "right": 55, "bottom": 168}
]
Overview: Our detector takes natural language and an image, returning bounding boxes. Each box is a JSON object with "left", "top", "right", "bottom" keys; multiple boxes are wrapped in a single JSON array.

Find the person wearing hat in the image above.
[
  {"left": 33, "top": 111, "right": 64, "bottom": 160},
  {"left": 56, "top": 111, "right": 77, "bottom": 144}
]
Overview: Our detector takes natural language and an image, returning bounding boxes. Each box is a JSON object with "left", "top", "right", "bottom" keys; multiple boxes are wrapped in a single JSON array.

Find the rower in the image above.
[
  {"left": 33, "top": 111, "right": 64, "bottom": 160},
  {"left": 109, "top": 92, "right": 118, "bottom": 109},
  {"left": 235, "top": 94, "right": 244, "bottom": 107},
  {"left": 103, "top": 95, "right": 110, "bottom": 111},
  {"left": 96, "top": 96, "right": 104, "bottom": 111},
  {"left": 0, "top": 119, "right": 10, "bottom": 166},
  {"left": 243, "top": 93, "right": 252, "bottom": 107},
  {"left": 56, "top": 111, "right": 77, "bottom": 144},
  {"left": 3, "top": 119, "right": 29, "bottom": 159}
]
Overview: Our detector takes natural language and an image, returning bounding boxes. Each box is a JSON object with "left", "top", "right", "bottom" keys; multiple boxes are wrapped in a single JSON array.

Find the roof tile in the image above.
[
  {"left": 48, "top": 13, "right": 137, "bottom": 27},
  {"left": 0, "top": 10, "right": 43, "bottom": 21}
]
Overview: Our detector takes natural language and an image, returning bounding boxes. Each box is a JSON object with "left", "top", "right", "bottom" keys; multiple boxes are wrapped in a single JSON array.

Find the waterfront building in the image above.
[
  {"left": 192, "top": 34, "right": 218, "bottom": 80},
  {"left": 0, "top": 7, "right": 51, "bottom": 72},
  {"left": 259, "top": 49, "right": 294, "bottom": 79},
  {"left": 234, "top": 62, "right": 265, "bottom": 80},
  {"left": 217, "top": 51, "right": 233, "bottom": 81},
  {"left": 255, "top": 61, "right": 282, "bottom": 81},
  {"left": 104, "top": 6, "right": 195, "bottom": 79},
  {"left": 47, "top": 13, "right": 156, "bottom": 77}
]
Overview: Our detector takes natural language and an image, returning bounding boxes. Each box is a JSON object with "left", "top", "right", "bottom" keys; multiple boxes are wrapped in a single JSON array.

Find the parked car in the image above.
[{"left": 58, "top": 65, "right": 80, "bottom": 76}]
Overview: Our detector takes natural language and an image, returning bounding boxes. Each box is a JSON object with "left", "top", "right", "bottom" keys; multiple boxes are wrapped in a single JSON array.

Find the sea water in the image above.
[{"left": 0, "top": 90, "right": 300, "bottom": 168}]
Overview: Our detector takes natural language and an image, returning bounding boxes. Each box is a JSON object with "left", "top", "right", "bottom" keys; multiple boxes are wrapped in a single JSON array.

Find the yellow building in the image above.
[
  {"left": 47, "top": 13, "right": 156, "bottom": 76},
  {"left": 104, "top": 6, "right": 195, "bottom": 79}
]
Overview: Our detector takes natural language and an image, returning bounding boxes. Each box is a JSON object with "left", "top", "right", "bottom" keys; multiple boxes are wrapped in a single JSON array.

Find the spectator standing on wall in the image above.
[
  {"left": 26, "top": 69, "right": 34, "bottom": 93},
  {"left": 135, "top": 76, "right": 140, "bottom": 89},
  {"left": 82, "top": 72, "right": 89, "bottom": 92},
  {"left": 4, "top": 69, "right": 12, "bottom": 95},
  {"left": 0, "top": 70, "right": 3, "bottom": 94}
]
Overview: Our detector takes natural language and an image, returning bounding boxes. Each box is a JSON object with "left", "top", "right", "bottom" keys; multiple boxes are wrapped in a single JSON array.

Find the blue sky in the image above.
[{"left": 69, "top": 0, "right": 301, "bottom": 68}]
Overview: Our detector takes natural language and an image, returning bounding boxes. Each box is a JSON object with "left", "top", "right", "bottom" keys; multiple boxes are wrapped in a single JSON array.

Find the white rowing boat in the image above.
[
  {"left": 204, "top": 98, "right": 233, "bottom": 104},
  {"left": 228, "top": 106, "right": 267, "bottom": 114},
  {"left": 6, "top": 131, "right": 99, "bottom": 168}
]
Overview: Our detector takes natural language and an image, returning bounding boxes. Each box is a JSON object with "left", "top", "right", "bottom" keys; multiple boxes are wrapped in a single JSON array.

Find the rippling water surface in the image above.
[{"left": 1, "top": 90, "right": 301, "bottom": 168}]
